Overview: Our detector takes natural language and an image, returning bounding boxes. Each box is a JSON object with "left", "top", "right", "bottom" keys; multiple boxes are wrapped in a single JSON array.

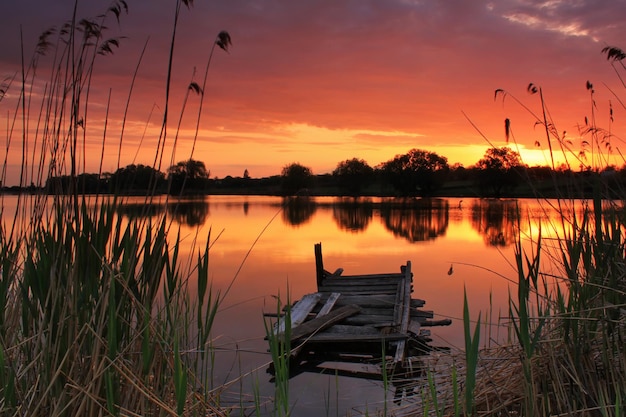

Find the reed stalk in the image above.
[{"left": 0, "top": 1, "right": 232, "bottom": 415}]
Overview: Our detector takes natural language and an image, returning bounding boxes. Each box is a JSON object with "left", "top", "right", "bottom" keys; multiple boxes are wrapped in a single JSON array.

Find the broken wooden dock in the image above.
[{"left": 267, "top": 243, "right": 451, "bottom": 381}]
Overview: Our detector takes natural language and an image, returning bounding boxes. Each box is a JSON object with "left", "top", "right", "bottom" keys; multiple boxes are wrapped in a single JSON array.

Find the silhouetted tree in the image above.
[
  {"left": 167, "top": 159, "right": 210, "bottom": 194},
  {"left": 333, "top": 158, "right": 374, "bottom": 196},
  {"left": 280, "top": 162, "right": 313, "bottom": 195},
  {"left": 474, "top": 147, "right": 526, "bottom": 197},
  {"left": 109, "top": 164, "right": 165, "bottom": 193},
  {"left": 380, "top": 149, "right": 449, "bottom": 196}
]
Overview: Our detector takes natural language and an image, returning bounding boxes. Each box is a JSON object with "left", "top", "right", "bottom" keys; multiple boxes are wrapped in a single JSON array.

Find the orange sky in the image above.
[{"left": 0, "top": 0, "right": 624, "bottom": 185}]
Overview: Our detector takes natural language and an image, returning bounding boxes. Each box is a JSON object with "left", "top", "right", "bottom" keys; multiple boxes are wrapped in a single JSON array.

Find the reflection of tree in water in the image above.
[
  {"left": 167, "top": 199, "right": 210, "bottom": 227},
  {"left": 282, "top": 196, "right": 317, "bottom": 226},
  {"left": 380, "top": 198, "right": 449, "bottom": 242},
  {"left": 115, "top": 199, "right": 209, "bottom": 227},
  {"left": 470, "top": 199, "right": 519, "bottom": 247},
  {"left": 331, "top": 198, "right": 374, "bottom": 233},
  {"left": 116, "top": 202, "right": 165, "bottom": 219}
]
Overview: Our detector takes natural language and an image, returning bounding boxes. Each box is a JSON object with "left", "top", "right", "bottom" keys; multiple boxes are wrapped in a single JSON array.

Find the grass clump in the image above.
[{"left": 417, "top": 47, "right": 626, "bottom": 417}]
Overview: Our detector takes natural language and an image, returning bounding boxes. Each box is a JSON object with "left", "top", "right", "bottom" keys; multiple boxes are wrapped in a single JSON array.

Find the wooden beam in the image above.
[
  {"left": 315, "top": 243, "right": 324, "bottom": 288},
  {"left": 274, "top": 293, "right": 321, "bottom": 335},
  {"left": 290, "top": 304, "right": 361, "bottom": 341},
  {"left": 316, "top": 292, "right": 341, "bottom": 317}
]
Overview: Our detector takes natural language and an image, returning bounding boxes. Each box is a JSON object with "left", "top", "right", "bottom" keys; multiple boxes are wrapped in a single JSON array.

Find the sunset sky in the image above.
[{"left": 1, "top": 0, "right": 624, "bottom": 185}]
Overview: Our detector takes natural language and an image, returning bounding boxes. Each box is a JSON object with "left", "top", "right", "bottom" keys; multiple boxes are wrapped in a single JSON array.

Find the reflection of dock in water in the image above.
[{"left": 266, "top": 243, "right": 451, "bottom": 384}]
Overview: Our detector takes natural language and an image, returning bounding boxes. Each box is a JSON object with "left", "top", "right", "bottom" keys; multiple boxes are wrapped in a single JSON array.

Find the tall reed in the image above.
[
  {"left": 466, "top": 47, "right": 626, "bottom": 416},
  {"left": 0, "top": 1, "right": 232, "bottom": 415}
]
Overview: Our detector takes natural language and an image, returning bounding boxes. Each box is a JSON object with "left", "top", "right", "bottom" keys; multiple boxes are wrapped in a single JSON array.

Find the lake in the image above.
[
  {"left": 2, "top": 194, "right": 564, "bottom": 415},
  {"left": 136, "top": 195, "right": 556, "bottom": 416}
]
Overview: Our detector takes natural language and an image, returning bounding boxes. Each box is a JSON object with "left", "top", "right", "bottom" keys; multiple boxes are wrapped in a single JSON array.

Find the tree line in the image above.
[{"left": 19, "top": 146, "right": 626, "bottom": 198}]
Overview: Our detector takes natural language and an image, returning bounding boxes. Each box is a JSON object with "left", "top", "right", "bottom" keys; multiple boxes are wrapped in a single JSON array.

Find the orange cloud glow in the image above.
[{"left": 0, "top": 0, "right": 624, "bottom": 185}]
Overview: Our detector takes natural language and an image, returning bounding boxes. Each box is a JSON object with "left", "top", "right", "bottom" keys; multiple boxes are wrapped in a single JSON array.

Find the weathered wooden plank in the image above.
[
  {"left": 410, "top": 309, "right": 434, "bottom": 319},
  {"left": 315, "top": 243, "right": 324, "bottom": 288},
  {"left": 408, "top": 320, "right": 421, "bottom": 335},
  {"left": 315, "top": 324, "right": 380, "bottom": 336},
  {"left": 316, "top": 292, "right": 341, "bottom": 317},
  {"left": 290, "top": 304, "right": 361, "bottom": 341},
  {"left": 393, "top": 281, "right": 403, "bottom": 328},
  {"left": 319, "top": 284, "right": 399, "bottom": 294},
  {"left": 327, "top": 273, "right": 405, "bottom": 280},
  {"left": 399, "top": 261, "right": 412, "bottom": 335},
  {"left": 393, "top": 262, "right": 413, "bottom": 365},
  {"left": 321, "top": 276, "right": 403, "bottom": 285},
  {"left": 320, "top": 281, "right": 402, "bottom": 289},
  {"left": 320, "top": 289, "right": 398, "bottom": 296},
  {"left": 275, "top": 293, "right": 321, "bottom": 334},
  {"left": 307, "top": 331, "right": 407, "bottom": 343},
  {"left": 342, "top": 314, "right": 395, "bottom": 326},
  {"left": 422, "top": 319, "right": 452, "bottom": 327},
  {"left": 410, "top": 298, "right": 426, "bottom": 308},
  {"left": 350, "top": 307, "right": 399, "bottom": 316},
  {"left": 332, "top": 294, "right": 397, "bottom": 307}
]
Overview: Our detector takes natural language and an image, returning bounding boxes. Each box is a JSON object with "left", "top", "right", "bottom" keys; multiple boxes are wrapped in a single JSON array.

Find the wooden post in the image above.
[{"left": 314, "top": 242, "right": 324, "bottom": 289}]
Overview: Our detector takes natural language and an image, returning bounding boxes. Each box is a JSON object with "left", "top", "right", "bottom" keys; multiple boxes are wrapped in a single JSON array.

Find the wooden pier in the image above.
[{"left": 267, "top": 243, "right": 451, "bottom": 381}]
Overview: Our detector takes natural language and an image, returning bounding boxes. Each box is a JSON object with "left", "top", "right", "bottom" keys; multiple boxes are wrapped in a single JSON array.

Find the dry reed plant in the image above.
[{"left": 0, "top": 1, "right": 233, "bottom": 416}]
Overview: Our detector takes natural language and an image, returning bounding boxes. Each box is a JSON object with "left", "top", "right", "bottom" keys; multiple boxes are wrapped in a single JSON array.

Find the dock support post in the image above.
[{"left": 315, "top": 243, "right": 324, "bottom": 288}]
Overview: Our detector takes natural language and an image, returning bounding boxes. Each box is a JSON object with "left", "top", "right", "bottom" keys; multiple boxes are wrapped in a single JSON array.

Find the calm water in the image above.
[
  {"left": 2, "top": 194, "right": 567, "bottom": 415},
  {"left": 134, "top": 195, "right": 555, "bottom": 416}
]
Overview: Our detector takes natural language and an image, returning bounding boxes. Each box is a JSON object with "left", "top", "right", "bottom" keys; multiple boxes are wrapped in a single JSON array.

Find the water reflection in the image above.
[
  {"left": 470, "top": 199, "right": 519, "bottom": 247},
  {"left": 379, "top": 198, "right": 449, "bottom": 242},
  {"left": 112, "top": 197, "right": 532, "bottom": 249},
  {"left": 282, "top": 196, "right": 317, "bottom": 226},
  {"left": 331, "top": 198, "right": 373, "bottom": 232},
  {"left": 115, "top": 198, "right": 210, "bottom": 227},
  {"left": 169, "top": 198, "right": 210, "bottom": 227}
]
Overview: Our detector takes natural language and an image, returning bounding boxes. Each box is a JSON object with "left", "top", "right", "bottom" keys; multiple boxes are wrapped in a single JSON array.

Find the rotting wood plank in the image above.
[
  {"left": 316, "top": 292, "right": 341, "bottom": 317},
  {"left": 321, "top": 281, "right": 402, "bottom": 289},
  {"left": 275, "top": 293, "right": 321, "bottom": 334},
  {"left": 410, "top": 309, "right": 434, "bottom": 319},
  {"left": 342, "top": 314, "right": 395, "bottom": 326},
  {"left": 324, "top": 272, "right": 405, "bottom": 280},
  {"left": 393, "top": 261, "right": 413, "bottom": 366},
  {"left": 320, "top": 280, "right": 402, "bottom": 288},
  {"left": 349, "top": 307, "right": 399, "bottom": 316},
  {"left": 307, "top": 331, "right": 407, "bottom": 343},
  {"left": 330, "top": 294, "right": 397, "bottom": 307},
  {"left": 321, "top": 276, "right": 403, "bottom": 285},
  {"left": 410, "top": 298, "right": 426, "bottom": 308},
  {"left": 314, "top": 324, "right": 380, "bottom": 336},
  {"left": 318, "top": 285, "right": 400, "bottom": 294},
  {"left": 408, "top": 320, "right": 421, "bottom": 336},
  {"left": 290, "top": 304, "right": 361, "bottom": 341},
  {"left": 319, "top": 289, "right": 398, "bottom": 297},
  {"left": 422, "top": 319, "right": 452, "bottom": 327}
]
